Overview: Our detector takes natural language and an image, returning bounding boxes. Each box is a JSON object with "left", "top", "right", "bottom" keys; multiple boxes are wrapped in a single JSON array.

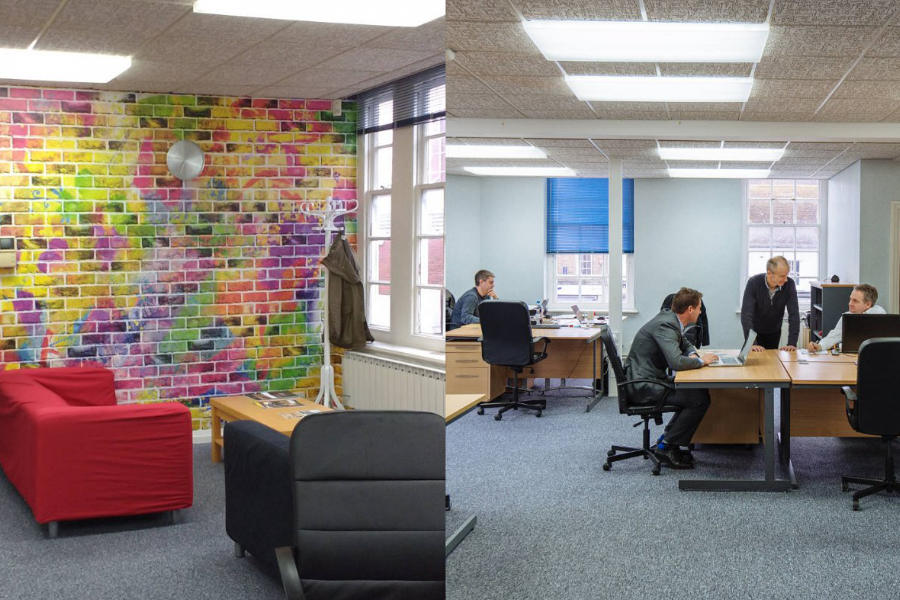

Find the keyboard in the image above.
[{"left": 532, "top": 323, "right": 561, "bottom": 329}]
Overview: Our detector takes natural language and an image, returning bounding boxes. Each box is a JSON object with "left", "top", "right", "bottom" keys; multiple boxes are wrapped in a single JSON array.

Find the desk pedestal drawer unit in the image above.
[
  {"left": 692, "top": 389, "right": 763, "bottom": 444},
  {"left": 790, "top": 389, "right": 872, "bottom": 437},
  {"left": 446, "top": 342, "right": 506, "bottom": 399}
]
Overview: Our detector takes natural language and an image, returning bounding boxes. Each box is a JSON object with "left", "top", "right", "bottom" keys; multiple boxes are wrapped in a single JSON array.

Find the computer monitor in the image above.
[{"left": 841, "top": 313, "right": 900, "bottom": 353}]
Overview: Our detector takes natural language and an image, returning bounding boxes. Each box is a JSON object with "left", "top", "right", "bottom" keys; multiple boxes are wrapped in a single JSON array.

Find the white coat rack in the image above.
[{"left": 298, "top": 197, "right": 358, "bottom": 410}]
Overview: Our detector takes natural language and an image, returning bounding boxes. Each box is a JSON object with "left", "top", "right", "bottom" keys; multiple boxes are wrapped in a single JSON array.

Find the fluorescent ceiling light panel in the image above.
[
  {"left": 565, "top": 75, "right": 754, "bottom": 102},
  {"left": 522, "top": 20, "right": 769, "bottom": 63},
  {"left": 194, "top": 0, "right": 444, "bottom": 27},
  {"left": 0, "top": 48, "right": 130, "bottom": 83},
  {"left": 447, "top": 145, "right": 547, "bottom": 159},
  {"left": 658, "top": 147, "right": 784, "bottom": 161},
  {"left": 668, "top": 168, "right": 770, "bottom": 178},
  {"left": 463, "top": 167, "right": 575, "bottom": 177}
]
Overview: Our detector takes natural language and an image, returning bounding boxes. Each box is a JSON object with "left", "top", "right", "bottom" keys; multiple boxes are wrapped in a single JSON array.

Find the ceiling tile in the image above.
[
  {"left": 755, "top": 56, "right": 855, "bottom": 79},
  {"left": 645, "top": 0, "right": 770, "bottom": 22},
  {"left": 659, "top": 63, "right": 753, "bottom": 76},
  {"left": 447, "top": 0, "right": 521, "bottom": 21},
  {"left": 559, "top": 63, "right": 657, "bottom": 76},
  {"left": 867, "top": 26, "right": 900, "bottom": 57},
  {"left": 772, "top": 1, "right": 899, "bottom": 26},
  {"left": 515, "top": 0, "right": 642, "bottom": 20},
  {"left": 447, "top": 21, "right": 537, "bottom": 53},
  {"left": 749, "top": 79, "right": 836, "bottom": 98},
  {"left": 521, "top": 107, "right": 598, "bottom": 119},
  {"left": 449, "top": 108, "right": 525, "bottom": 118},
  {"left": 831, "top": 80, "right": 900, "bottom": 99},
  {"left": 764, "top": 25, "right": 873, "bottom": 57},
  {"left": 668, "top": 110, "right": 744, "bottom": 120},
  {"left": 740, "top": 110, "right": 822, "bottom": 121},
  {"left": 450, "top": 137, "right": 528, "bottom": 145},
  {"left": 456, "top": 52, "right": 562, "bottom": 76},
  {"left": 448, "top": 92, "right": 518, "bottom": 111},
  {"left": 316, "top": 48, "right": 436, "bottom": 72},
  {"left": 367, "top": 18, "right": 445, "bottom": 53},
  {"left": 526, "top": 138, "right": 596, "bottom": 148},
  {"left": 847, "top": 58, "right": 900, "bottom": 81}
]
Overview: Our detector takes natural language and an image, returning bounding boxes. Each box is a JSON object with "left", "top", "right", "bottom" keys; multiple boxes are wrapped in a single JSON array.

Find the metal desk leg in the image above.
[
  {"left": 585, "top": 339, "right": 602, "bottom": 412},
  {"left": 778, "top": 388, "right": 797, "bottom": 488},
  {"left": 445, "top": 514, "right": 477, "bottom": 556},
  {"left": 679, "top": 386, "right": 791, "bottom": 492}
]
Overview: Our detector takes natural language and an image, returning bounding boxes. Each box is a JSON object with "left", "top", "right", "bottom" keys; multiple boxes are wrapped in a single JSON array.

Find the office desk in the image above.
[
  {"left": 778, "top": 350, "right": 857, "bottom": 363},
  {"left": 445, "top": 323, "right": 605, "bottom": 411},
  {"left": 675, "top": 350, "right": 792, "bottom": 492},
  {"left": 445, "top": 394, "right": 484, "bottom": 556},
  {"left": 780, "top": 359, "right": 867, "bottom": 440}
]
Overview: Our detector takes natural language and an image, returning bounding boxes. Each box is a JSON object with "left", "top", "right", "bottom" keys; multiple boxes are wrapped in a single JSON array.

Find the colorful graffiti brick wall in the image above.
[{"left": 0, "top": 86, "right": 357, "bottom": 409}]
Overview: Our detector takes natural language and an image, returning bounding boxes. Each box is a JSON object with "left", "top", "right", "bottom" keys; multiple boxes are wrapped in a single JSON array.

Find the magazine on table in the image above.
[
  {"left": 281, "top": 408, "right": 324, "bottom": 419},
  {"left": 247, "top": 391, "right": 304, "bottom": 408}
]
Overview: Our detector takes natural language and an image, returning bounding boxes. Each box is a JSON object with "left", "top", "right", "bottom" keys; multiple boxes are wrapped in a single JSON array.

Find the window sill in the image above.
[{"left": 349, "top": 341, "right": 445, "bottom": 370}]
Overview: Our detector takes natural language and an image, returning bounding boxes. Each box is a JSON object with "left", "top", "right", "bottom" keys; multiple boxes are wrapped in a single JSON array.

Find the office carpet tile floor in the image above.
[
  {"left": 447, "top": 385, "right": 900, "bottom": 600},
  {"left": 0, "top": 444, "right": 284, "bottom": 600}
]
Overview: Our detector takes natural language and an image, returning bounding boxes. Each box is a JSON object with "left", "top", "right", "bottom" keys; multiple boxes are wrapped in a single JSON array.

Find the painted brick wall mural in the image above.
[{"left": 0, "top": 86, "right": 357, "bottom": 424}]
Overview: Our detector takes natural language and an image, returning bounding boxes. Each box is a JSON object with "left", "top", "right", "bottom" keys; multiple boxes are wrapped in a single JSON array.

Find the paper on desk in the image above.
[{"left": 799, "top": 349, "right": 828, "bottom": 356}]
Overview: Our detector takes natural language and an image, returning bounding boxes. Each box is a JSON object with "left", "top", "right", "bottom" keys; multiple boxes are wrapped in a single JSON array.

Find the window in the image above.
[
  {"left": 545, "top": 178, "right": 635, "bottom": 310},
  {"left": 415, "top": 119, "right": 445, "bottom": 336},
  {"left": 358, "top": 68, "right": 445, "bottom": 352},
  {"left": 744, "top": 179, "right": 825, "bottom": 309}
]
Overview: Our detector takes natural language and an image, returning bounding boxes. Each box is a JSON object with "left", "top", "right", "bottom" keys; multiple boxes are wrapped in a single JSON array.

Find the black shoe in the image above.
[
  {"left": 652, "top": 443, "right": 694, "bottom": 465},
  {"left": 653, "top": 446, "right": 693, "bottom": 469}
]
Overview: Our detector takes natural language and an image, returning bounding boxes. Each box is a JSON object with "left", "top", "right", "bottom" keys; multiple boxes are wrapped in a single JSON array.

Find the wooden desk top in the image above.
[
  {"left": 210, "top": 395, "right": 331, "bottom": 436},
  {"left": 676, "top": 350, "right": 790, "bottom": 385},
  {"left": 446, "top": 323, "right": 604, "bottom": 342},
  {"left": 445, "top": 394, "right": 486, "bottom": 423},
  {"left": 781, "top": 361, "right": 857, "bottom": 386},
  {"left": 778, "top": 350, "right": 857, "bottom": 363}
]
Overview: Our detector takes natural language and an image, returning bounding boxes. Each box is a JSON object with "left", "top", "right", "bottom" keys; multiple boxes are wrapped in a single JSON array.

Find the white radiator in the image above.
[{"left": 342, "top": 352, "right": 445, "bottom": 415}]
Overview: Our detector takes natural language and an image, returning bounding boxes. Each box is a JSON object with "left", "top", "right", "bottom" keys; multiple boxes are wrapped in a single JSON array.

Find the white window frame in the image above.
[
  {"left": 414, "top": 121, "right": 445, "bottom": 337},
  {"left": 544, "top": 253, "right": 636, "bottom": 312},
  {"left": 359, "top": 120, "right": 445, "bottom": 353},
  {"left": 740, "top": 179, "right": 827, "bottom": 312}
]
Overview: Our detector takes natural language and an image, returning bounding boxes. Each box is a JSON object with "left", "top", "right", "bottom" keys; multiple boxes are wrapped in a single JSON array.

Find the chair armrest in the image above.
[
  {"left": 532, "top": 336, "right": 550, "bottom": 356},
  {"left": 842, "top": 386, "right": 857, "bottom": 417},
  {"left": 275, "top": 546, "right": 306, "bottom": 600},
  {"left": 619, "top": 378, "right": 676, "bottom": 391}
]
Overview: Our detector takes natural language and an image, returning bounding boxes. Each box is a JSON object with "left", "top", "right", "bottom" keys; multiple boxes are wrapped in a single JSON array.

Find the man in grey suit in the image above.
[{"left": 625, "top": 287, "right": 717, "bottom": 469}]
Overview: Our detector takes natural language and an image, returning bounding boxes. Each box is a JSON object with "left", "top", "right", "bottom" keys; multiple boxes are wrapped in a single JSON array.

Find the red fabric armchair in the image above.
[{"left": 0, "top": 366, "right": 193, "bottom": 535}]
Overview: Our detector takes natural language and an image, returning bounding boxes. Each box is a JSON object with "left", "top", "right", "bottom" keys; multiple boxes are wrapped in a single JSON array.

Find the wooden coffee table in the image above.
[{"left": 210, "top": 394, "right": 332, "bottom": 462}]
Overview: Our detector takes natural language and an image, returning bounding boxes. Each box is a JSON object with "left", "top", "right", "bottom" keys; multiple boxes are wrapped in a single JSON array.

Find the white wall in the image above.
[
  {"left": 446, "top": 175, "right": 746, "bottom": 348},
  {"left": 859, "top": 160, "right": 900, "bottom": 301},
  {"left": 445, "top": 175, "right": 483, "bottom": 298},
  {"left": 826, "top": 161, "right": 860, "bottom": 283},
  {"left": 630, "top": 178, "right": 745, "bottom": 349}
]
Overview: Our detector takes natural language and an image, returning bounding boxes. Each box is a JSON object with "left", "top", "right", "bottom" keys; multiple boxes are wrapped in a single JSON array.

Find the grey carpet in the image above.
[
  {"left": 447, "top": 385, "right": 900, "bottom": 600},
  {"left": 0, "top": 444, "right": 284, "bottom": 600}
]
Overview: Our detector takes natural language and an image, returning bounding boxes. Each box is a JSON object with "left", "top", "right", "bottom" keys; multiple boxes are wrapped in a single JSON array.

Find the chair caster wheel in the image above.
[
  {"left": 652, "top": 468, "right": 660, "bottom": 476},
  {"left": 494, "top": 414, "right": 502, "bottom": 421},
  {"left": 852, "top": 501, "right": 860, "bottom": 511},
  {"left": 607, "top": 450, "right": 616, "bottom": 457},
  {"left": 477, "top": 407, "right": 484, "bottom": 415},
  {"left": 841, "top": 483, "right": 848, "bottom": 492},
  {"left": 602, "top": 463, "right": 611, "bottom": 471},
  {"left": 535, "top": 411, "right": 542, "bottom": 417}
]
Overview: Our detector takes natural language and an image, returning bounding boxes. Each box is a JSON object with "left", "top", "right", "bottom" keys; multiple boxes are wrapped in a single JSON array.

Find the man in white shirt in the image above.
[{"left": 807, "top": 283, "right": 886, "bottom": 352}]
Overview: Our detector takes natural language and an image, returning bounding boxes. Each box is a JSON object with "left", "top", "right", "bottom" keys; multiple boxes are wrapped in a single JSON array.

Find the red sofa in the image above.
[{"left": 0, "top": 366, "right": 193, "bottom": 535}]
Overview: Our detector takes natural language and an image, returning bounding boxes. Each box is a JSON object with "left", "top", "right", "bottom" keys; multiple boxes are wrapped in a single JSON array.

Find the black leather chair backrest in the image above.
[
  {"left": 854, "top": 338, "right": 900, "bottom": 435},
  {"left": 444, "top": 288, "right": 456, "bottom": 331},
  {"left": 479, "top": 300, "right": 534, "bottom": 367},
  {"left": 599, "top": 327, "right": 632, "bottom": 413},
  {"left": 289, "top": 411, "right": 445, "bottom": 600},
  {"left": 661, "top": 293, "right": 708, "bottom": 347}
]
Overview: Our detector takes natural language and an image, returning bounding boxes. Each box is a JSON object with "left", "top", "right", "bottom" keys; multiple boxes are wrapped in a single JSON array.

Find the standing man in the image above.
[
  {"left": 741, "top": 256, "right": 800, "bottom": 351},
  {"left": 625, "top": 287, "right": 718, "bottom": 469},
  {"left": 449, "top": 269, "right": 497, "bottom": 329},
  {"left": 808, "top": 283, "right": 886, "bottom": 351}
]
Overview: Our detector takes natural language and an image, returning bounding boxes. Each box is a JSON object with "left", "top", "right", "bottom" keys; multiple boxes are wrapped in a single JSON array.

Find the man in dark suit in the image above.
[{"left": 625, "top": 287, "right": 717, "bottom": 469}]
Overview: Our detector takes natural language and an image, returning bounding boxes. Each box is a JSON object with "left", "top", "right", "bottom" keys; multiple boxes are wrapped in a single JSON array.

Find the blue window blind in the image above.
[{"left": 546, "top": 178, "right": 634, "bottom": 253}]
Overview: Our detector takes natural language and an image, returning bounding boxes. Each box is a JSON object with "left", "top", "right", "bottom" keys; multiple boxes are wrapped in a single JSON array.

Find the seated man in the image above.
[
  {"left": 625, "top": 287, "right": 717, "bottom": 469},
  {"left": 808, "top": 283, "right": 886, "bottom": 352},
  {"left": 449, "top": 269, "right": 497, "bottom": 329}
]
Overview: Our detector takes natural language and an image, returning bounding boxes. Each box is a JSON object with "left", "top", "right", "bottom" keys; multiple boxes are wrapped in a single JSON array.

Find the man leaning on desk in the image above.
[
  {"left": 626, "top": 287, "right": 718, "bottom": 470},
  {"left": 449, "top": 269, "right": 498, "bottom": 329},
  {"left": 808, "top": 283, "right": 885, "bottom": 352},
  {"left": 741, "top": 255, "right": 800, "bottom": 352}
]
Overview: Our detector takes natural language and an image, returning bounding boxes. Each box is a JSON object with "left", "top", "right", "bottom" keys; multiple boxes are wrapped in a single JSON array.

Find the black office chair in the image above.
[
  {"left": 275, "top": 411, "right": 445, "bottom": 600},
  {"left": 476, "top": 300, "right": 550, "bottom": 420},
  {"left": 840, "top": 338, "right": 900, "bottom": 510},
  {"left": 661, "top": 293, "right": 709, "bottom": 348},
  {"left": 599, "top": 327, "right": 680, "bottom": 476},
  {"left": 445, "top": 288, "right": 456, "bottom": 332}
]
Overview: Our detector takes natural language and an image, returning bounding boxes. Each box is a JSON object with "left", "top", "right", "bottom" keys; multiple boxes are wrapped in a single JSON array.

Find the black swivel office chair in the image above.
[
  {"left": 275, "top": 411, "right": 445, "bottom": 599},
  {"left": 840, "top": 338, "right": 900, "bottom": 511},
  {"left": 661, "top": 293, "right": 709, "bottom": 348},
  {"left": 599, "top": 327, "right": 680, "bottom": 476},
  {"left": 476, "top": 300, "right": 550, "bottom": 420},
  {"left": 445, "top": 288, "right": 456, "bottom": 332}
]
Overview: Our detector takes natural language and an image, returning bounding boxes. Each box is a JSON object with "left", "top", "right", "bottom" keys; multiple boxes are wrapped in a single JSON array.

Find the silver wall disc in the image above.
[{"left": 166, "top": 140, "right": 205, "bottom": 181}]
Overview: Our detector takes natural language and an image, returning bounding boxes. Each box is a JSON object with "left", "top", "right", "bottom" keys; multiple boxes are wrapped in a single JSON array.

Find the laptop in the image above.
[
  {"left": 707, "top": 330, "right": 757, "bottom": 367},
  {"left": 842, "top": 313, "right": 900, "bottom": 353},
  {"left": 571, "top": 304, "right": 586, "bottom": 323}
]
